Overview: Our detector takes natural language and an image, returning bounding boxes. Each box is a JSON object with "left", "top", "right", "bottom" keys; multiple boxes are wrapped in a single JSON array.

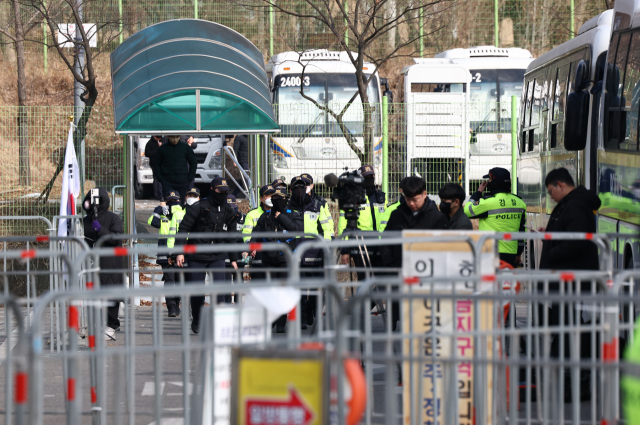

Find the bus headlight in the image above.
[
  {"left": 292, "top": 147, "right": 306, "bottom": 159},
  {"left": 208, "top": 149, "right": 222, "bottom": 170},
  {"left": 272, "top": 153, "right": 288, "bottom": 168},
  {"left": 139, "top": 156, "right": 150, "bottom": 170}
]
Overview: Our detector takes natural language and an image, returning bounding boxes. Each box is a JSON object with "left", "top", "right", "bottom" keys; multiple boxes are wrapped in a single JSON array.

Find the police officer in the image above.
[
  {"left": 288, "top": 175, "right": 332, "bottom": 328},
  {"left": 464, "top": 167, "right": 526, "bottom": 266},
  {"left": 379, "top": 177, "right": 407, "bottom": 231},
  {"left": 271, "top": 179, "right": 288, "bottom": 197},
  {"left": 252, "top": 189, "right": 303, "bottom": 333},
  {"left": 299, "top": 173, "right": 334, "bottom": 239},
  {"left": 338, "top": 165, "right": 387, "bottom": 281},
  {"left": 147, "top": 190, "right": 189, "bottom": 317},
  {"left": 242, "top": 185, "right": 276, "bottom": 279},
  {"left": 175, "top": 177, "right": 240, "bottom": 334},
  {"left": 224, "top": 194, "right": 246, "bottom": 302}
]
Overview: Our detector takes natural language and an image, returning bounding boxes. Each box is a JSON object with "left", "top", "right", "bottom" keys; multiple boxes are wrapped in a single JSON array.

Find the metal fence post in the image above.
[
  {"left": 511, "top": 95, "right": 517, "bottom": 194},
  {"left": 382, "top": 97, "right": 389, "bottom": 195},
  {"left": 119, "top": 0, "right": 123, "bottom": 44},
  {"left": 571, "top": 0, "right": 575, "bottom": 37},
  {"left": 419, "top": 8, "right": 424, "bottom": 58},
  {"left": 43, "top": 1, "right": 47, "bottom": 74},
  {"left": 269, "top": 3, "right": 274, "bottom": 56},
  {"left": 194, "top": 0, "right": 198, "bottom": 19},
  {"left": 494, "top": 0, "right": 499, "bottom": 47}
]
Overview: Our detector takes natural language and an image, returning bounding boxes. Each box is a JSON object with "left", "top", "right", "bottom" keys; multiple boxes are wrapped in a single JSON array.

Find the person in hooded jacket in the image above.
[
  {"left": 145, "top": 135, "right": 164, "bottom": 200},
  {"left": 287, "top": 176, "right": 331, "bottom": 329},
  {"left": 380, "top": 176, "right": 448, "bottom": 269},
  {"left": 175, "top": 177, "right": 240, "bottom": 334},
  {"left": 252, "top": 189, "right": 303, "bottom": 333},
  {"left": 82, "top": 188, "right": 125, "bottom": 341},
  {"left": 538, "top": 167, "right": 601, "bottom": 401},
  {"left": 147, "top": 190, "right": 186, "bottom": 317}
]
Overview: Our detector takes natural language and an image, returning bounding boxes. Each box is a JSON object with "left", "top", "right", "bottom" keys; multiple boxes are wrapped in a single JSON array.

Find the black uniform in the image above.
[
  {"left": 233, "top": 135, "right": 249, "bottom": 170},
  {"left": 539, "top": 186, "right": 601, "bottom": 270},
  {"left": 176, "top": 198, "right": 240, "bottom": 326},
  {"left": 82, "top": 188, "right": 125, "bottom": 330},
  {"left": 145, "top": 137, "right": 163, "bottom": 200},
  {"left": 252, "top": 207, "right": 303, "bottom": 329},
  {"left": 225, "top": 209, "right": 246, "bottom": 302},
  {"left": 538, "top": 185, "right": 602, "bottom": 401},
  {"left": 151, "top": 141, "right": 197, "bottom": 203}
]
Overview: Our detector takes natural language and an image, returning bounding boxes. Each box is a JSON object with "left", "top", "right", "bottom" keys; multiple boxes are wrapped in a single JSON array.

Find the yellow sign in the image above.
[{"left": 233, "top": 352, "right": 326, "bottom": 425}]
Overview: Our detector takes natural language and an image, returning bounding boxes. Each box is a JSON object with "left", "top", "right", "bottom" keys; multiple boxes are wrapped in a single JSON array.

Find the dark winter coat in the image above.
[
  {"left": 82, "top": 188, "right": 125, "bottom": 286},
  {"left": 176, "top": 198, "right": 240, "bottom": 262},
  {"left": 233, "top": 135, "right": 249, "bottom": 166},
  {"left": 539, "top": 186, "right": 601, "bottom": 270},
  {"left": 151, "top": 141, "right": 197, "bottom": 187},
  {"left": 252, "top": 208, "right": 303, "bottom": 266},
  {"left": 380, "top": 197, "right": 448, "bottom": 268},
  {"left": 446, "top": 206, "right": 473, "bottom": 230},
  {"left": 144, "top": 138, "right": 162, "bottom": 161}
]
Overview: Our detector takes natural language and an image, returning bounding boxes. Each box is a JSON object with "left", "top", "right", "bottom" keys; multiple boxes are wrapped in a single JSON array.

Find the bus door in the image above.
[{"left": 405, "top": 65, "right": 471, "bottom": 196}]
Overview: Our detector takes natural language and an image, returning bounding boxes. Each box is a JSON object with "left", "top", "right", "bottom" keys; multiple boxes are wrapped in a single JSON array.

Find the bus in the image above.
[
  {"left": 266, "top": 50, "right": 385, "bottom": 186},
  {"left": 414, "top": 46, "right": 534, "bottom": 190},
  {"left": 516, "top": 5, "right": 640, "bottom": 271},
  {"left": 399, "top": 63, "right": 471, "bottom": 197}
]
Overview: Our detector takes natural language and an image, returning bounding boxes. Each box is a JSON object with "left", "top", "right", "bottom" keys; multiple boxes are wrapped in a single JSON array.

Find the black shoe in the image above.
[
  {"left": 276, "top": 325, "right": 286, "bottom": 333},
  {"left": 192, "top": 320, "right": 200, "bottom": 334},
  {"left": 175, "top": 305, "right": 181, "bottom": 317},
  {"left": 301, "top": 323, "right": 308, "bottom": 330},
  {"left": 168, "top": 306, "right": 177, "bottom": 317}
]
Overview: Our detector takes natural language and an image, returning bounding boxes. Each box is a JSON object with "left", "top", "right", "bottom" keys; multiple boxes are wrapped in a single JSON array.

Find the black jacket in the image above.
[
  {"left": 233, "top": 135, "right": 249, "bottom": 165},
  {"left": 380, "top": 197, "right": 448, "bottom": 268},
  {"left": 151, "top": 141, "right": 197, "bottom": 186},
  {"left": 82, "top": 188, "right": 125, "bottom": 286},
  {"left": 447, "top": 207, "right": 473, "bottom": 230},
  {"left": 176, "top": 199, "right": 240, "bottom": 262},
  {"left": 144, "top": 138, "right": 161, "bottom": 161},
  {"left": 252, "top": 208, "right": 303, "bottom": 265},
  {"left": 539, "top": 186, "right": 601, "bottom": 270}
]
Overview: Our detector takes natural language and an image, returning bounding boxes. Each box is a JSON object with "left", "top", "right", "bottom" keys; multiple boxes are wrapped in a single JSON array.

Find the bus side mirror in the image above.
[
  {"left": 565, "top": 69, "right": 590, "bottom": 150},
  {"left": 383, "top": 90, "right": 394, "bottom": 103}
]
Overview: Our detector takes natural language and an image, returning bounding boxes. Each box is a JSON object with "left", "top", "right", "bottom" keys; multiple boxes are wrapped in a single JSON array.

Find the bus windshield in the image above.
[
  {"left": 274, "top": 73, "right": 381, "bottom": 137},
  {"left": 469, "top": 68, "right": 525, "bottom": 133}
]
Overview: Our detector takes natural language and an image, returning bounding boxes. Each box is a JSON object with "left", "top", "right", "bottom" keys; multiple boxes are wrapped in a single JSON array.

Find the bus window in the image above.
[
  {"left": 470, "top": 69, "right": 497, "bottom": 102},
  {"left": 551, "top": 64, "right": 570, "bottom": 149},
  {"left": 531, "top": 77, "right": 544, "bottom": 127},
  {"left": 607, "top": 33, "right": 630, "bottom": 148},
  {"left": 621, "top": 31, "right": 640, "bottom": 151},
  {"left": 411, "top": 83, "right": 466, "bottom": 93}
]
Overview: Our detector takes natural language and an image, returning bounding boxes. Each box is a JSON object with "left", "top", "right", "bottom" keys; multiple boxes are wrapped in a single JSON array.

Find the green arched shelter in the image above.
[{"left": 110, "top": 19, "right": 279, "bottom": 134}]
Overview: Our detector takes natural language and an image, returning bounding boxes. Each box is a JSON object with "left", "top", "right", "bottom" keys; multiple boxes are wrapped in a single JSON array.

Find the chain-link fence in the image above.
[
  {"left": 1, "top": 0, "right": 609, "bottom": 64},
  {"left": 0, "top": 106, "right": 124, "bottom": 236},
  {"left": 269, "top": 99, "right": 517, "bottom": 203}
]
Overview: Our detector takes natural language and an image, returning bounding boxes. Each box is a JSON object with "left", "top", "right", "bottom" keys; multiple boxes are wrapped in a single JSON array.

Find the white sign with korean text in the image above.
[
  {"left": 202, "top": 307, "right": 270, "bottom": 425},
  {"left": 401, "top": 230, "right": 497, "bottom": 425},
  {"left": 57, "top": 24, "right": 97, "bottom": 48},
  {"left": 402, "top": 230, "right": 497, "bottom": 290}
]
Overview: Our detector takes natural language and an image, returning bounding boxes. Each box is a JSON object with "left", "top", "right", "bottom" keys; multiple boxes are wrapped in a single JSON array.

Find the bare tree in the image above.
[
  {"left": 25, "top": 0, "right": 130, "bottom": 201},
  {"left": 244, "top": 0, "right": 452, "bottom": 164},
  {"left": 0, "top": 0, "right": 52, "bottom": 186}
]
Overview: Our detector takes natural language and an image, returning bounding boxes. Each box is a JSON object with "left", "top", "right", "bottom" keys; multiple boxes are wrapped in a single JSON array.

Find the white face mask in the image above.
[
  {"left": 265, "top": 198, "right": 273, "bottom": 207},
  {"left": 186, "top": 197, "right": 198, "bottom": 206}
]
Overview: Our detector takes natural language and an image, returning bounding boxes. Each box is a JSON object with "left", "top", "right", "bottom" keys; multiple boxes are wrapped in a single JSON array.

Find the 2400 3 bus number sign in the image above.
[{"left": 279, "top": 76, "right": 311, "bottom": 87}]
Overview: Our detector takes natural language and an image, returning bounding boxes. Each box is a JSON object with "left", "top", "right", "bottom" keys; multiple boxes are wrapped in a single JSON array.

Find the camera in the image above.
[{"left": 325, "top": 170, "right": 367, "bottom": 232}]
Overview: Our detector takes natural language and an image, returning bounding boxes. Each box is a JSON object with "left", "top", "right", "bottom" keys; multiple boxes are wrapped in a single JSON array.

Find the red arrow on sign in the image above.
[{"left": 245, "top": 387, "right": 315, "bottom": 425}]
